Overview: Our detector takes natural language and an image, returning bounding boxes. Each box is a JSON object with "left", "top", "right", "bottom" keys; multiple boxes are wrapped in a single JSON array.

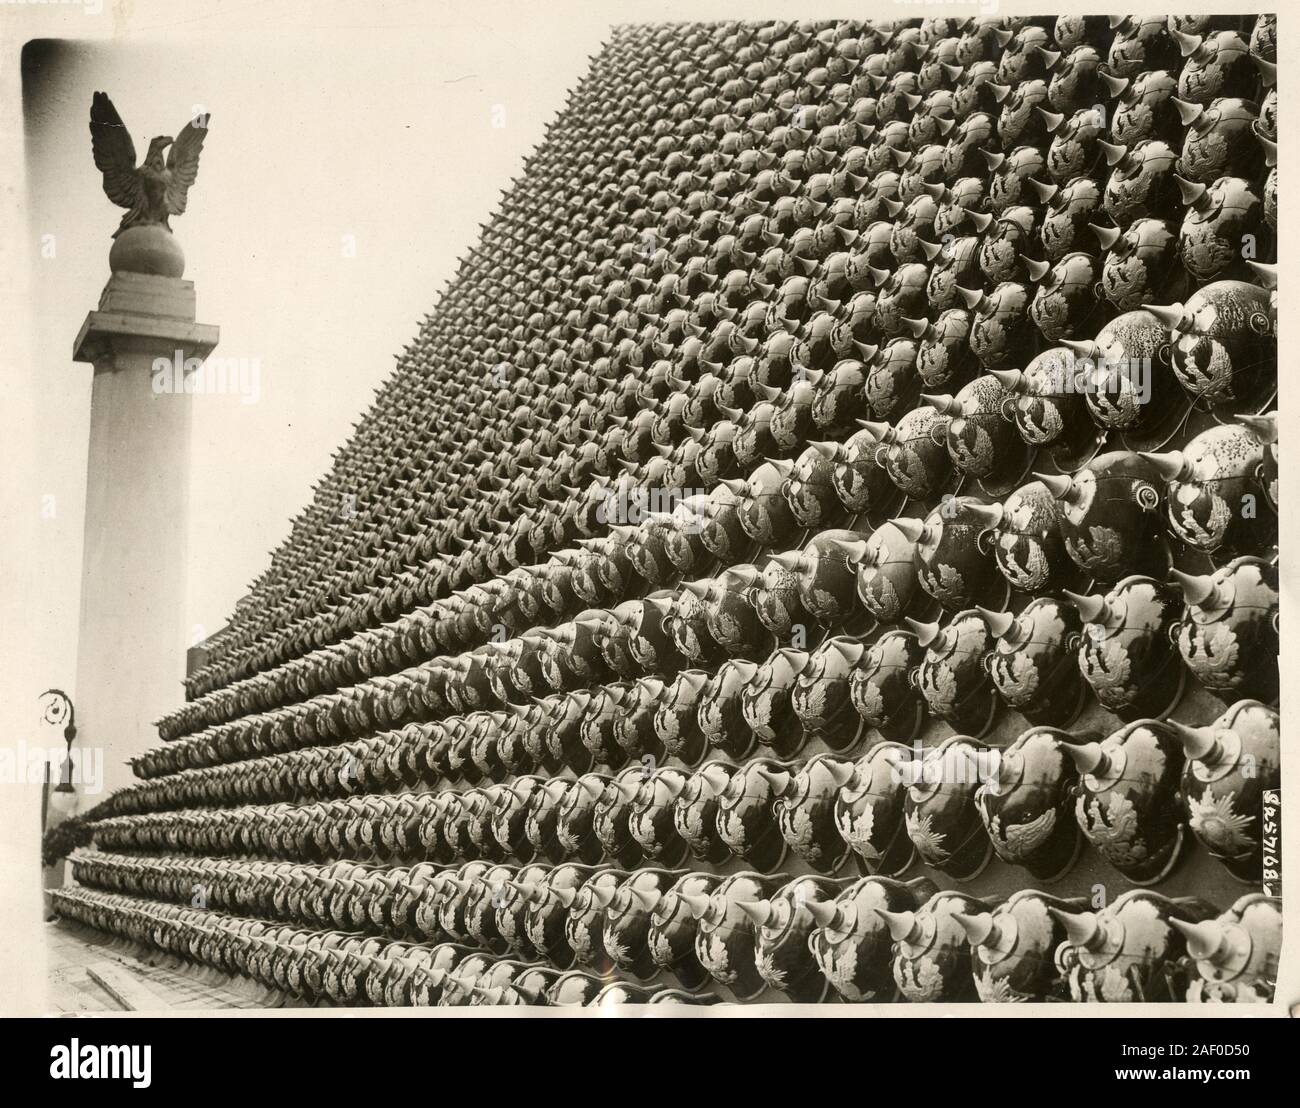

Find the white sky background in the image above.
[{"left": 12, "top": 3, "right": 617, "bottom": 702}]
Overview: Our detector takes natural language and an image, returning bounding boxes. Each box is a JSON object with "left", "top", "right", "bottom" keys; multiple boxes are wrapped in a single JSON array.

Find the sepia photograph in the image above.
[{"left": 0, "top": 0, "right": 1293, "bottom": 1052}]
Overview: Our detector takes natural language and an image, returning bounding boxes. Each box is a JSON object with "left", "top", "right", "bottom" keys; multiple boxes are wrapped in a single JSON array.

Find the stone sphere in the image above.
[{"left": 109, "top": 225, "right": 185, "bottom": 278}]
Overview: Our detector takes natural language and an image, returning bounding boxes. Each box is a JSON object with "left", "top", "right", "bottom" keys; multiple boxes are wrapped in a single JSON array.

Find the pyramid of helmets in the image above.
[{"left": 55, "top": 16, "right": 1281, "bottom": 1006}]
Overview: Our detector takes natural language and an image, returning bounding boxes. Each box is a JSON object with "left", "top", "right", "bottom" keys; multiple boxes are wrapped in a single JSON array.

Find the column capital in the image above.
[{"left": 73, "top": 271, "right": 219, "bottom": 366}]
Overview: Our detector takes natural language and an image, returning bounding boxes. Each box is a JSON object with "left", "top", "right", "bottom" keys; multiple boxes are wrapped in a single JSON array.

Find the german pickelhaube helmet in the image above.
[
  {"left": 737, "top": 877, "right": 845, "bottom": 1003},
  {"left": 992, "top": 347, "right": 1104, "bottom": 473},
  {"left": 1071, "top": 309, "right": 1189, "bottom": 451},
  {"left": 1062, "top": 719, "right": 1189, "bottom": 885},
  {"left": 975, "top": 725, "right": 1091, "bottom": 879},
  {"left": 1052, "top": 889, "right": 1219, "bottom": 1002},
  {"left": 921, "top": 379, "right": 1034, "bottom": 496},
  {"left": 955, "top": 889, "right": 1088, "bottom": 1002},
  {"left": 1167, "top": 701, "right": 1280, "bottom": 883},
  {"left": 899, "top": 736, "right": 996, "bottom": 879},
  {"left": 1038, "top": 451, "right": 1170, "bottom": 582},
  {"left": 1145, "top": 279, "right": 1275, "bottom": 416},
  {"left": 1143, "top": 423, "right": 1278, "bottom": 556},
  {"left": 1179, "top": 892, "right": 1282, "bottom": 1004},
  {"left": 807, "top": 874, "right": 937, "bottom": 1001},
  {"left": 982, "top": 599, "right": 1087, "bottom": 726},
  {"left": 1169, "top": 558, "right": 1279, "bottom": 703},
  {"left": 883, "top": 888, "right": 992, "bottom": 1001},
  {"left": 1065, "top": 576, "right": 1186, "bottom": 720}
]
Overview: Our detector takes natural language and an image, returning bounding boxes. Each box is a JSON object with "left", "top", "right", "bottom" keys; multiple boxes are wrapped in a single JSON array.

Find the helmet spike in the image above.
[
  {"left": 767, "top": 551, "right": 803, "bottom": 574},
  {"left": 806, "top": 899, "right": 841, "bottom": 928},
  {"left": 1089, "top": 222, "right": 1121, "bottom": 251},
  {"left": 920, "top": 392, "right": 962, "bottom": 417},
  {"left": 990, "top": 368, "right": 1025, "bottom": 392},
  {"left": 755, "top": 765, "right": 793, "bottom": 796},
  {"left": 826, "top": 537, "right": 869, "bottom": 565},
  {"left": 1170, "top": 917, "right": 1229, "bottom": 961},
  {"left": 1171, "top": 98, "right": 1205, "bottom": 128},
  {"left": 1025, "top": 177, "right": 1058, "bottom": 204},
  {"left": 963, "top": 501, "right": 1004, "bottom": 530},
  {"left": 891, "top": 517, "right": 929, "bottom": 543},
  {"left": 917, "top": 238, "right": 944, "bottom": 262},
  {"left": 1141, "top": 303, "right": 1186, "bottom": 331},
  {"left": 1034, "top": 471, "right": 1077, "bottom": 501},
  {"left": 658, "top": 772, "right": 687, "bottom": 800},
  {"left": 976, "top": 606, "right": 1017, "bottom": 638},
  {"left": 698, "top": 763, "right": 732, "bottom": 796},
  {"left": 856, "top": 419, "right": 893, "bottom": 440},
  {"left": 875, "top": 907, "right": 923, "bottom": 943},
  {"left": 1059, "top": 738, "right": 1107, "bottom": 773},
  {"left": 952, "top": 910, "right": 997, "bottom": 947},
  {"left": 1174, "top": 174, "right": 1209, "bottom": 209},
  {"left": 628, "top": 886, "right": 660, "bottom": 913},
  {"left": 1139, "top": 450, "right": 1191, "bottom": 482},
  {"left": 1021, "top": 255, "right": 1051, "bottom": 281},
  {"left": 1169, "top": 568, "right": 1219, "bottom": 608},
  {"left": 1048, "top": 906, "right": 1102, "bottom": 948},
  {"left": 577, "top": 777, "right": 607, "bottom": 801},
  {"left": 903, "top": 617, "right": 942, "bottom": 648},
  {"left": 1098, "top": 71, "right": 1129, "bottom": 97},
  {"left": 1247, "top": 261, "right": 1278, "bottom": 289},
  {"left": 588, "top": 883, "right": 616, "bottom": 909},
  {"left": 1170, "top": 29, "right": 1203, "bottom": 58},
  {"left": 1097, "top": 140, "right": 1128, "bottom": 168},
  {"left": 1162, "top": 717, "right": 1221, "bottom": 762},
  {"left": 823, "top": 759, "right": 857, "bottom": 789},
  {"left": 1236, "top": 412, "right": 1278, "bottom": 442},
  {"left": 1036, "top": 107, "right": 1065, "bottom": 132},
  {"left": 1061, "top": 589, "right": 1110, "bottom": 624},
  {"left": 680, "top": 892, "right": 712, "bottom": 919},
  {"left": 736, "top": 899, "right": 774, "bottom": 928}
]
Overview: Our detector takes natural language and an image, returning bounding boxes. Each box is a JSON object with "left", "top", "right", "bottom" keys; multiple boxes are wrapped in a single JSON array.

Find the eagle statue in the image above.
[{"left": 89, "top": 91, "right": 209, "bottom": 237}]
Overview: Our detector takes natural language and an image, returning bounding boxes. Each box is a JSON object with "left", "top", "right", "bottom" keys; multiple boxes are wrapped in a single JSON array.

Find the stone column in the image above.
[{"left": 70, "top": 251, "right": 219, "bottom": 802}]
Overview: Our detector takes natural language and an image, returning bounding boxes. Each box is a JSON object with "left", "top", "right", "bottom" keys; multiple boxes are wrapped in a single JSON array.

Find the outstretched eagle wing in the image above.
[
  {"left": 89, "top": 92, "right": 141, "bottom": 210},
  {"left": 165, "top": 116, "right": 209, "bottom": 216}
]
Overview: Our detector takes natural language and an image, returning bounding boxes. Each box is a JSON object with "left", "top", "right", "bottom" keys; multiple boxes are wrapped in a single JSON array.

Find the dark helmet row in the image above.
[
  {"left": 61, "top": 860, "right": 1279, "bottom": 1004},
  {"left": 92, "top": 698, "right": 1278, "bottom": 888}
]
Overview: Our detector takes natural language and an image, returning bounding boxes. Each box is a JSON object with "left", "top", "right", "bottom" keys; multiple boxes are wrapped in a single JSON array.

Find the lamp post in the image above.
[
  {"left": 40, "top": 690, "right": 79, "bottom": 911},
  {"left": 40, "top": 689, "right": 78, "bottom": 795}
]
